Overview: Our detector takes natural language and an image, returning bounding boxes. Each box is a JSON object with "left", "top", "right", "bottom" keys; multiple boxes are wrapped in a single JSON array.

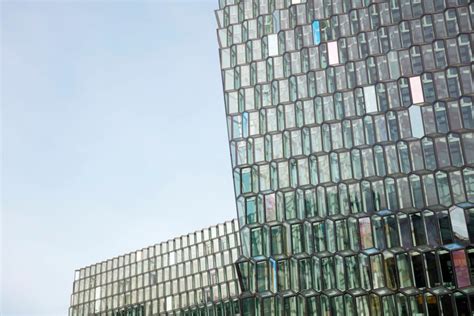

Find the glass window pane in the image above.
[
  {"left": 363, "top": 85, "right": 378, "bottom": 113},
  {"left": 312, "top": 20, "right": 321, "bottom": 45},
  {"left": 409, "top": 105, "right": 424, "bottom": 138},
  {"left": 268, "top": 34, "right": 278, "bottom": 56},
  {"left": 409, "top": 76, "right": 424, "bottom": 104},
  {"left": 328, "top": 41, "right": 339, "bottom": 65}
]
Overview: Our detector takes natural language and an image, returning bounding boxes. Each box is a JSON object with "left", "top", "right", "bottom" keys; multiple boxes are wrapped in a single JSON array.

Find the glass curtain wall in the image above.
[
  {"left": 69, "top": 220, "right": 241, "bottom": 316},
  {"left": 215, "top": 0, "right": 474, "bottom": 314}
]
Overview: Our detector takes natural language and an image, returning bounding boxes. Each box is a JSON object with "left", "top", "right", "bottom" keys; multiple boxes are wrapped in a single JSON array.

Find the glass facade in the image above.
[
  {"left": 69, "top": 220, "right": 241, "bottom": 315},
  {"left": 69, "top": 0, "right": 473, "bottom": 314},
  {"left": 215, "top": 0, "right": 474, "bottom": 314}
]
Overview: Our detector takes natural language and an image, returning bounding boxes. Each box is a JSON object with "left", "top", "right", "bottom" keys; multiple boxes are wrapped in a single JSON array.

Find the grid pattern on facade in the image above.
[
  {"left": 215, "top": 0, "right": 474, "bottom": 314},
  {"left": 69, "top": 220, "right": 241, "bottom": 316}
]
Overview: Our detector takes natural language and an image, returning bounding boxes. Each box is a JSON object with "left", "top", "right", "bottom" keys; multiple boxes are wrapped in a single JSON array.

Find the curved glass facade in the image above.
[{"left": 215, "top": 0, "right": 474, "bottom": 314}]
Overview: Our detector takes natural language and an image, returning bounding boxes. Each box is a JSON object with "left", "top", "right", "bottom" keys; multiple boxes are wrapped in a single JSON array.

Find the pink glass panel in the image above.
[
  {"left": 359, "top": 217, "right": 373, "bottom": 249},
  {"left": 265, "top": 193, "right": 276, "bottom": 221},
  {"left": 328, "top": 41, "right": 339, "bottom": 65},
  {"left": 453, "top": 250, "right": 470, "bottom": 288},
  {"left": 409, "top": 76, "right": 424, "bottom": 104}
]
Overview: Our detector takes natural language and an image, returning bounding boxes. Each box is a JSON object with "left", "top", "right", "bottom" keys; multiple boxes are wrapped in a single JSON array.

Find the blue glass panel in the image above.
[
  {"left": 409, "top": 105, "right": 425, "bottom": 138},
  {"left": 377, "top": 209, "right": 392, "bottom": 216},
  {"left": 242, "top": 112, "right": 249, "bottom": 138},
  {"left": 270, "top": 258, "right": 278, "bottom": 292},
  {"left": 444, "top": 243, "right": 463, "bottom": 250},
  {"left": 364, "top": 248, "right": 378, "bottom": 255},
  {"left": 312, "top": 20, "right": 321, "bottom": 45},
  {"left": 242, "top": 168, "right": 252, "bottom": 193}
]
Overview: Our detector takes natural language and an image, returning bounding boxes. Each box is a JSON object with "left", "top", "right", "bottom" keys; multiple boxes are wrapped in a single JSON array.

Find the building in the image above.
[
  {"left": 69, "top": 220, "right": 241, "bottom": 315},
  {"left": 215, "top": 0, "right": 474, "bottom": 314},
  {"left": 70, "top": 0, "right": 474, "bottom": 314}
]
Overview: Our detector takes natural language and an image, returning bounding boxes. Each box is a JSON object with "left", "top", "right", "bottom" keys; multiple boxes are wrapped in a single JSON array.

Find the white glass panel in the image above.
[
  {"left": 363, "top": 85, "right": 378, "bottom": 113},
  {"left": 268, "top": 34, "right": 279, "bottom": 57},
  {"left": 166, "top": 296, "right": 173, "bottom": 311},
  {"left": 450, "top": 206, "right": 469, "bottom": 241},
  {"left": 95, "top": 286, "right": 101, "bottom": 300}
]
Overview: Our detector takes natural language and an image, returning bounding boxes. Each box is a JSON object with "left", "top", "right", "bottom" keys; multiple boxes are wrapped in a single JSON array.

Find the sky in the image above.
[{"left": 1, "top": 1, "right": 236, "bottom": 315}]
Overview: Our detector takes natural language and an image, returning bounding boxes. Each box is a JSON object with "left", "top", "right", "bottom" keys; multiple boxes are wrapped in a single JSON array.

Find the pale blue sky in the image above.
[{"left": 1, "top": 1, "right": 235, "bottom": 315}]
